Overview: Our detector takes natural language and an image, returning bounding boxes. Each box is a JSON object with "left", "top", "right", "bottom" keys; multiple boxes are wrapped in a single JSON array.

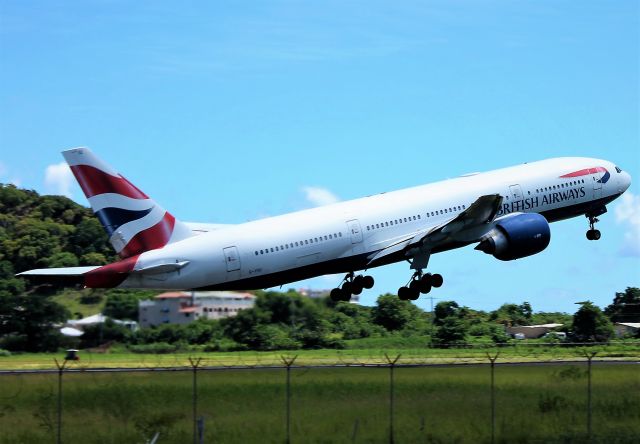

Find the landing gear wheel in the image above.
[
  {"left": 408, "top": 287, "right": 420, "bottom": 301},
  {"left": 362, "top": 275, "right": 375, "bottom": 289},
  {"left": 341, "top": 282, "right": 352, "bottom": 295},
  {"left": 398, "top": 287, "right": 410, "bottom": 300},
  {"left": 431, "top": 274, "right": 443, "bottom": 288},
  {"left": 330, "top": 288, "right": 343, "bottom": 302},
  {"left": 351, "top": 275, "right": 364, "bottom": 295},
  {"left": 586, "top": 230, "right": 594, "bottom": 240},
  {"left": 419, "top": 280, "right": 432, "bottom": 294},
  {"left": 593, "top": 230, "right": 601, "bottom": 240}
]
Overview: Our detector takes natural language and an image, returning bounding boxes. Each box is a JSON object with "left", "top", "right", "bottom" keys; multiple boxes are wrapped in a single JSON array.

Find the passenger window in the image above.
[
  {"left": 276, "top": 246, "right": 279, "bottom": 251},
  {"left": 270, "top": 248, "right": 274, "bottom": 253},
  {"left": 260, "top": 250, "right": 264, "bottom": 254},
  {"left": 255, "top": 251, "right": 258, "bottom": 255}
]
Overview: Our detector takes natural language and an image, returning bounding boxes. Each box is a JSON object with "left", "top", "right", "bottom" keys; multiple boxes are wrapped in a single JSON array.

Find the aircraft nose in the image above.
[{"left": 619, "top": 170, "right": 631, "bottom": 193}]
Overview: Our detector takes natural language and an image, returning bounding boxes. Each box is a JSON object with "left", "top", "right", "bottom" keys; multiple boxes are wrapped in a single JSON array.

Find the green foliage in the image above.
[
  {"left": 605, "top": 287, "right": 640, "bottom": 323},
  {"left": 371, "top": 294, "right": 424, "bottom": 331},
  {"left": 572, "top": 301, "right": 614, "bottom": 342},
  {"left": 433, "top": 300, "right": 460, "bottom": 325},
  {"left": 433, "top": 316, "right": 468, "bottom": 347},
  {"left": 0, "top": 184, "right": 118, "bottom": 352},
  {"left": 103, "top": 289, "right": 155, "bottom": 320},
  {"left": 490, "top": 302, "right": 533, "bottom": 326},
  {"left": 80, "top": 319, "right": 132, "bottom": 348},
  {"left": 128, "top": 342, "right": 180, "bottom": 354},
  {"left": 0, "top": 290, "right": 69, "bottom": 352}
]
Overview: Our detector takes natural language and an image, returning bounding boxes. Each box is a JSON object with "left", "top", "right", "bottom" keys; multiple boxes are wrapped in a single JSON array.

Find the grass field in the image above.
[
  {"left": 1, "top": 341, "right": 638, "bottom": 371},
  {"left": 0, "top": 363, "right": 638, "bottom": 443}
]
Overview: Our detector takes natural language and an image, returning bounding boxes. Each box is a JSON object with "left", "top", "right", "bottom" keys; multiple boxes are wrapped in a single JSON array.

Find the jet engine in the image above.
[{"left": 475, "top": 213, "right": 551, "bottom": 261}]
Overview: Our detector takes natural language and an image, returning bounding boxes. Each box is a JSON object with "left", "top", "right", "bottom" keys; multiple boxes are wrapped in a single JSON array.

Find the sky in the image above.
[{"left": 1, "top": 1, "right": 638, "bottom": 314}]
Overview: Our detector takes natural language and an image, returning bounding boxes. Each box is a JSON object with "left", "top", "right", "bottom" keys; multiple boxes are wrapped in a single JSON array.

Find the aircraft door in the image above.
[
  {"left": 347, "top": 219, "right": 363, "bottom": 244},
  {"left": 509, "top": 184, "right": 523, "bottom": 201},
  {"left": 589, "top": 168, "right": 603, "bottom": 199},
  {"left": 223, "top": 246, "right": 241, "bottom": 272}
]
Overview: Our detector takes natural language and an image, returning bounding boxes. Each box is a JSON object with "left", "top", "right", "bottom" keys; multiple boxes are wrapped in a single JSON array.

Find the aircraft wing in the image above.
[{"left": 367, "top": 194, "right": 503, "bottom": 266}]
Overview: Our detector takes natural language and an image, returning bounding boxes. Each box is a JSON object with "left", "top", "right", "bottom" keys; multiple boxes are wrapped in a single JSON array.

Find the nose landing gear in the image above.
[
  {"left": 330, "top": 272, "right": 375, "bottom": 302},
  {"left": 586, "top": 214, "right": 601, "bottom": 241}
]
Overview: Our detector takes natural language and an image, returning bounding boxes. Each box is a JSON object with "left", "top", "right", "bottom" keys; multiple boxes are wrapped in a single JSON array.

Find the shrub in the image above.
[{"left": 128, "top": 342, "right": 179, "bottom": 354}]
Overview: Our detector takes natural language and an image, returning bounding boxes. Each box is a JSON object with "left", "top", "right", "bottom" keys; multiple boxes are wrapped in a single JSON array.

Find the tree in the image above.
[
  {"left": 103, "top": 289, "right": 156, "bottom": 320},
  {"left": 0, "top": 290, "right": 69, "bottom": 351},
  {"left": 605, "top": 287, "right": 640, "bottom": 323},
  {"left": 490, "top": 302, "right": 533, "bottom": 326},
  {"left": 572, "top": 301, "right": 614, "bottom": 342},
  {"left": 433, "top": 316, "right": 468, "bottom": 347},
  {"left": 433, "top": 300, "right": 461, "bottom": 326},
  {"left": 372, "top": 294, "right": 422, "bottom": 331}
]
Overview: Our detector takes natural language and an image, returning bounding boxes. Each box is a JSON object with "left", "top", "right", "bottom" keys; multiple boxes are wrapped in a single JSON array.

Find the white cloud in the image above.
[
  {"left": 45, "top": 162, "right": 74, "bottom": 198},
  {"left": 302, "top": 186, "right": 340, "bottom": 207},
  {"left": 615, "top": 192, "right": 640, "bottom": 257}
]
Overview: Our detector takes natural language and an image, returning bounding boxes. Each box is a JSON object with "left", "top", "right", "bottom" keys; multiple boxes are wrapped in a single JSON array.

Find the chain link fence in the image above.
[{"left": 1, "top": 345, "right": 639, "bottom": 443}]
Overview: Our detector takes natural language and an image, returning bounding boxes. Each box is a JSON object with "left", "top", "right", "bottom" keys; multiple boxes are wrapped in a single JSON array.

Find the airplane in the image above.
[{"left": 19, "top": 148, "right": 631, "bottom": 302}]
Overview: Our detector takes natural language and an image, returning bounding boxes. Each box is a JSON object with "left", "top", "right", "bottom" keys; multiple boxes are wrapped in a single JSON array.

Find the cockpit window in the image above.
[{"left": 615, "top": 166, "right": 622, "bottom": 173}]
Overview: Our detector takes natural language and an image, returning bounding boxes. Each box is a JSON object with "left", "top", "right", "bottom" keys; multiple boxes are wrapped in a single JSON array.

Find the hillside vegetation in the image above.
[{"left": 0, "top": 183, "right": 638, "bottom": 354}]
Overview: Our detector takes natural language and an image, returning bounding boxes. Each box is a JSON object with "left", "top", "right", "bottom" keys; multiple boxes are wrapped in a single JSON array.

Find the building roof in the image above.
[
  {"left": 155, "top": 292, "right": 190, "bottom": 299},
  {"left": 191, "top": 291, "right": 255, "bottom": 300},
  {"left": 513, "top": 323, "right": 564, "bottom": 329},
  {"left": 615, "top": 322, "right": 640, "bottom": 329},
  {"left": 68, "top": 313, "right": 108, "bottom": 325},
  {"left": 179, "top": 307, "right": 198, "bottom": 313}
]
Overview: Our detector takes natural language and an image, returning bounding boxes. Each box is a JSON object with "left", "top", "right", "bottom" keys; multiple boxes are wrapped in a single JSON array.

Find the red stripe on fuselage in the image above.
[
  {"left": 560, "top": 167, "right": 607, "bottom": 178},
  {"left": 119, "top": 212, "right": 176, "bottom": 258},
  {"left": 70, "top": 164, "right": 148, "bottom": 199},
  {"left": 84, "top": 255, "right": 140, "bottom": 288}
]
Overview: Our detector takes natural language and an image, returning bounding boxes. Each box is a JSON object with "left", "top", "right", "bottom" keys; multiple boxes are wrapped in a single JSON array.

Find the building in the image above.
[
  {"left": 139, "top": 291, "right": 255, "bottom": 328},
  {"left": 613, "top": 322, "right": 640, "bottom": 338},
  {"left": 506, "top": 323, "right": 564, "bottom": 339}
]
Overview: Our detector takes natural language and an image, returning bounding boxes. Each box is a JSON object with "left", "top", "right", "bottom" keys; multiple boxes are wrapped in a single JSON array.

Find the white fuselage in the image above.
[{"left": 122, "top": 157, "right": 630, "bottom": 290}]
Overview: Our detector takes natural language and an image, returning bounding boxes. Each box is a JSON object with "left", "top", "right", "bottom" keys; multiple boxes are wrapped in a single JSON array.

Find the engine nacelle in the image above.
[{"left": 475, "top": 213, "right": 551, "bottom": 261}]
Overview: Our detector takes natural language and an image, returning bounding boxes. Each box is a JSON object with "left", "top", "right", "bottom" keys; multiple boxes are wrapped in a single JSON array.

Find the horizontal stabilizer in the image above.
[{"left": 17, "top": 266, "right": 100, "bottom": 286}]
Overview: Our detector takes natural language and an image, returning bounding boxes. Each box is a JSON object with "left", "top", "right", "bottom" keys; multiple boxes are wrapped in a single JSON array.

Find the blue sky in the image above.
[{"left": 1, "top": 1, "right": 638, "bottom": 313}]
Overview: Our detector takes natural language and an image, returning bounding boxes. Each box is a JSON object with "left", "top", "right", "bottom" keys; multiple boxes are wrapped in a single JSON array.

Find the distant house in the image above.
[
  {"left": 139, "top": 291, "right": 255, "bottom": 328},
  {"left": 506, "top": 323, "right": 564, "bottom": 339},
  {"left": 613, "top": 322, "right": 640, "bottom": 338}
]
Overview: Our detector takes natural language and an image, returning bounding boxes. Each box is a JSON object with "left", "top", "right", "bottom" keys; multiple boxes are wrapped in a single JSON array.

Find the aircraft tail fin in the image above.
[{"left": 63, "top": 147, "right": 194, "bottom": 258}]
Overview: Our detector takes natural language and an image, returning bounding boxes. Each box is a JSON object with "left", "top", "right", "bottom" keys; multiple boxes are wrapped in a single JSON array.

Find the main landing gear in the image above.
[
  {"left": 330, "top": 272, "right": 375, "bottom": 302},
  {"left": 586, "top": 214, "right": 601, "bottom": 241},
  {"left": 397, "top": 271, "right": 443, "bottom": 301}
]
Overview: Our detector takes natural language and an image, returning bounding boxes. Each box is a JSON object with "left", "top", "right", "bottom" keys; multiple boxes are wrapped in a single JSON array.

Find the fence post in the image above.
[
  {"left": 189, "top": 357, "right": 203, "bottom": 444},
  {"left": 582, "top": 350, "right": 597, "bottom": 441},
  {"left": 384, "top": 353, "right": 401, "bottom": 444},
  {"left": 54, "top": 358, "right": 69, "bottom": 444},
  {"left": 281, "top": 355, "right": 298, "bottom": 444},
  {"left": 486, "top": 352, "right": 499, "bottom": 444}
]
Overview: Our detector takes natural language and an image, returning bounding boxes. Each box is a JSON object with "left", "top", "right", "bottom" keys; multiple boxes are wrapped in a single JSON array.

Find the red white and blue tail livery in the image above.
[
  {"left": 19, "top": 149, "right": 631, "bottom": 302},
  {"left": 63, "top": 147, "right": 193, "bottom": 258}
]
